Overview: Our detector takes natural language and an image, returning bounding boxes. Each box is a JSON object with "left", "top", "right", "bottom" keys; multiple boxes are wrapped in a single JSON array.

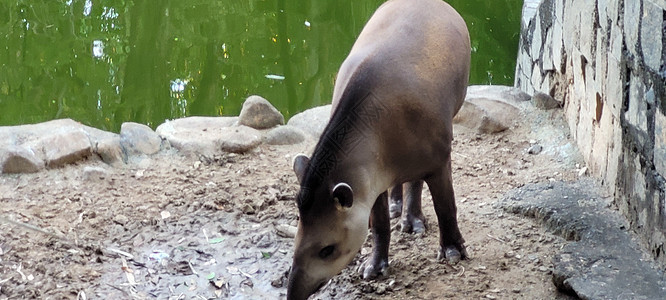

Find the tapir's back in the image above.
[
  {"left": 331, "top": 0, "right": 470, "bottom": 179},
  {"left": 333, "top": 0, "right": 470, "bottom": 121}
]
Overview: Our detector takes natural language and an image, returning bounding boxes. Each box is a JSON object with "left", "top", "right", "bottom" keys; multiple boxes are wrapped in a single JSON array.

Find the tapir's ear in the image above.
[
  {"left": 292, "top": 154, "right": 310, "bottom": 184},
  {"left": 332, "top": 183, "right": 353, "bottom": 209}
]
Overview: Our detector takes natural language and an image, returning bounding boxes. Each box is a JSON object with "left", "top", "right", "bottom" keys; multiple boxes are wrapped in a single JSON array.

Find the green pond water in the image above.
[{"left": 0, "top": 0, "right": 523, "bottom": 132}]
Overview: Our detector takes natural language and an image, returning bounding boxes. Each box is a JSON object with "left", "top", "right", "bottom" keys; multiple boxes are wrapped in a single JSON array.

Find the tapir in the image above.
[{"left": 287, "top": 0, "right": 470, "bottom": 298}]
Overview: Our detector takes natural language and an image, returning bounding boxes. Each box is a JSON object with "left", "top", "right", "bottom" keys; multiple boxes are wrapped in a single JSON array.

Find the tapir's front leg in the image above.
[
  {"left": 360, "top": 192, "right": 390, "bottom": 279},
  {"left": 426, "top": 157, "right": 468, "bottom": 263}
]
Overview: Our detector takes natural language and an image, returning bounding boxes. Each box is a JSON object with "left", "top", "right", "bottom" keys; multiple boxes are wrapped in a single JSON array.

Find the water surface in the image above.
[{"left": 0, "top": 0, "right": 522, "bottom": 132}]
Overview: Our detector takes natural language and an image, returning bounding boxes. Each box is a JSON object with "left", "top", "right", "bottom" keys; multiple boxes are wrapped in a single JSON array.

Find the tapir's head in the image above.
[{"left": 287, "top": 154, "right": 371, "bottom": 300}]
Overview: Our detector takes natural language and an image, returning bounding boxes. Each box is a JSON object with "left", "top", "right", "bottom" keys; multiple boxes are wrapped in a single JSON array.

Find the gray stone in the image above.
[
  {"left": 218, "top": 126, "right": 262, "bottom": 153},
  {"left": 158, "top": 117, "right": 261, "bottom": 155},
  {"left": 453, "top": 98, "right": 520, "bottom": 134},
  {"left": 625, "top": 75, "right": 648, "bottom": 140},
  {"left": 647, "top": 0, "right": 666, "bottom": 10},
  {"left": 38, "top": 129, "right": 92, "bottom": 168},
  {"left": 95, "top": 136, "right": 125, "bottom": 165},
  {"left": 623, "top": 0, "right": 641, "bottom": 58},
  {"left": 521, "top": 0, "right": 540, "bottom": 29},
  {"left": 156, "top": 116, "right": 238, "bottom": 155},
  {"left": 578, "top": 0, "right": 596, "bottom": 61},
  {"left": 516, "top": 46, "right": 535, "bottom": 88},
  {"left": 113, "top": 214, "right": 129, "bottom": 226},
  {"left": 542, "top": 27, "right": 554, "bottom": 71},
  {"left": 641, "top": 1, "right": 664, "bottom": 73},
  {"left": 527, "top": 144, "right": 543, "bottom": 155},
  {"left": 263, "top": 125, "right": 307, "bottom": 145},
  {"left": 562, "top": 0, "right": 581, "bottom": 52},
  {"left": 156, "top": 116, "right": 239, "bottom": 136},
  {"left": 287, "top": 105, "right": 332, "bottom": 139},
  {"left": 532, "top": 92, "right": 560, "bottom": 110},
  {"left": 499, "top": 180, "right": 666, "bottom": 299},
  {"left": 655, "top": 111, "right": 666, "bottom": 177},
  {"left": 606, "top": 0, "right": 621, "bottom": 23},
  {"left": 466, "top": 85, "right": 531, "bottom": 104},
  {"left": 82, "top": 166, "right": 109, "bottom": 181},
  {"left": 530, "top": 65, "right": 544, "bottom": 92},
  {"left": 597, "top": 0, "right": 608, "bottom": 29},
  {"left": 530, "top": 15, "right": 543, "bottom": 60},
  {"left": 238, "top": 95, "right": 284, "bottom": 129},
  {"left": 120, "top": 122, "right": 162, "bottom": 156},
  {"left": 0, "top": 146, "right": 44, "bottom": 174}
]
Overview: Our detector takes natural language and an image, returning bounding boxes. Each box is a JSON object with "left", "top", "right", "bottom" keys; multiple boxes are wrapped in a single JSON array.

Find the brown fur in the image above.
[{"left": 288, "top": 0, "right": 470, "bottom": 299}]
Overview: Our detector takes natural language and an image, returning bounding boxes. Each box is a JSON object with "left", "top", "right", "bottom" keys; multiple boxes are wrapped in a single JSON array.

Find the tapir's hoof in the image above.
[
  {"left": 437, "top": 245, "right": 469, "bottom": 264},
  {"left": 399, "top": 216, "right": 426, "bottom": 234},
  {"left": 389, "top": 203, "right": 402, "bottom": 219},
  {"left": 358, "top": 257, "right": 389, "bottom": 280}
]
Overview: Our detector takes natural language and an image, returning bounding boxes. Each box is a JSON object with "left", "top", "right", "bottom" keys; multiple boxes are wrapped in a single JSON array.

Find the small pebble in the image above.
[
  {"left": 275, "top": 224, "right": 297, "bottom": 238},
  {"left": 242, "top": 204, "right": 256, "bottom": 215},
  {"left": 375, "top": 284, "right": 386, "bottom": 295},
  {"left": 113, "top": 214, "right": 129, "bottom": 225},
  {"left": 527, "top": 144, "right": 543, "bottom": 155}
]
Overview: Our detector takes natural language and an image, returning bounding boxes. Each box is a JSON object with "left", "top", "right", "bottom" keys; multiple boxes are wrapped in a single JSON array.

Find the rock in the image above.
[
  {"left": 113, "top": 214, "right": 129, "bottom": 226},
  {"left": 95, "top": 136, "right": 126, "bottom": 165},
  {"left": 238, "top": 95, "right": 284, "bottom": 129},
  {"left": 39, "top": 129, "right": 92, "bottom": 168},
  {"left": 275, "top": 224, "right": 298, "bottom": 238},
  {"left": 120, "top": 122, "right": 162, "bottom": 156},
  {"left": 82, "top": 166, "right": 109, "bottom": 181},
  {"left": 156, "top": 117, "right": 259, "bottom": 155},
  {"left": 287, "top": 105, "right": 331, "bottom": 139},
  {"left": 0, "top": 119, "right": 134, "bottom": 171},
  {"left": 454, "top": 98, "right": 520, "bottom": 134},
  {"left": 263, "top": 125, "right": 307, "bottom": 145},
  {"left": 241, "top": 203, "right": 255, "bottom": 215},
  {"left": 527, "top": 144, "right": 543, "bottom": 155},
  {"left": 499, "top": 180, "right": 666, "bottom": 299},
  {"left": 218, "top": 126, "right": 262, "bottom": 153},
  {"left": 466, "top": 85, "right": 531, "bottom": 105},
  {"left": 271, "top": 276, "right": 285, "bottom": 288},
  {"left": 156, "top": 116, "right": 239, "bottom": 137},
  {"left": 532, "top": 92, "right": 560, "bottom": 110},
  {"left": 0, "top": 146, "right": 44, "bottom": 174}
]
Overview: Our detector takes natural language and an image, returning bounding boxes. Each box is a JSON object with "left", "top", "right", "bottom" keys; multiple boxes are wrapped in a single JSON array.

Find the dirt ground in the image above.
[{"left": 0, "top": 107, "right": 585, "bottom": 299}]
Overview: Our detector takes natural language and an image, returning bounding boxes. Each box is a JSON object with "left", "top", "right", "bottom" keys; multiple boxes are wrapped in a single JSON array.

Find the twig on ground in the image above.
[
  {"left": 106, "top": 283, "right": 131, "bottom": 297},
  {"left": 121, "top": 258, "right": 137, "bottom": 286},
  {"left": 0, "top": 216, "right": 82, "bottom": 249},
  {"left": 486, "top": 234, "right": 507, "bottom": 243},
  {"left": 15, "top": 263, "right": 27, "bottom": 281},
  {"left": 188, "top": 261, "right": 198, "bottom": 275},
  {"left": 202, "top": 228, "right": 209, "bottom": 243},
  {"left": 106, "top": 247, "right": 134, "bottom": 259}
]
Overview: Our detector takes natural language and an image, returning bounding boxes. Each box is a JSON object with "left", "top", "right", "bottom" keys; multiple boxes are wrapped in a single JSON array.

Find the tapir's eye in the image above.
[{"left": 319, "top": 245, "right": 335, "bottom": 259}]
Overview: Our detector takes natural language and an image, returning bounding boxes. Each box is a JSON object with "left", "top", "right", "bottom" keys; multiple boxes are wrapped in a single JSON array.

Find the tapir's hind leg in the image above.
[
  {"left": 360, "top": 192, "right": 390, "bottom": 279},
  {"left": 388, "top": 185, "right": 403, "bottom": 219},
  {"left": 399, "top": 180, "right": 426, "bottom": 233},
  {"left": 425, "top": 156, "right": 467, "bottom": 264}
]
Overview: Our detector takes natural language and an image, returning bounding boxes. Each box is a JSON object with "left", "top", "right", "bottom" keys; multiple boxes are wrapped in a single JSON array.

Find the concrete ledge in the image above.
[{"left": 498, "top": 180, "right": 666, "bottom": 299}]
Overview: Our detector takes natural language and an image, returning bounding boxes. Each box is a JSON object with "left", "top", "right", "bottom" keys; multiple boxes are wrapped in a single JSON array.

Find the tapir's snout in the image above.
[{"left": 286, "top": 265, "right": 326, "bottom": 300}]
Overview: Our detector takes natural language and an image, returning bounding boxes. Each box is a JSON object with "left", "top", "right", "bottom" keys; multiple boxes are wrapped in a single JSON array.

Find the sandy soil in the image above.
[{"left": 0, "top": 108, "right": 583, "bottom": 299}]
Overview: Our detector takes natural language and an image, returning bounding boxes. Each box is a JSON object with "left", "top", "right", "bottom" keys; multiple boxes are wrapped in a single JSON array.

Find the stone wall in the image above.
[{"left": 515, "top": 0, "right": 666, "bottom": 265}]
